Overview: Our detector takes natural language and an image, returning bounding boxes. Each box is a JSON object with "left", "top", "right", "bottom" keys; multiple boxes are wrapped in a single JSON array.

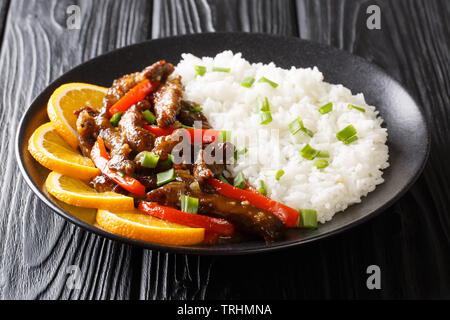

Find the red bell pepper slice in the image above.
[
  {"left": 109, "top": 79, "right": 159, "bottom": 116},
  {"left": 90, "top": 138, "right": 146, "bottom": 196},
  {"left": 138, "top": 201, "right": 234, "bottom": 236},
  {"left": 207, "top": 178, "right": 299, "bottom": 227},
  {"left": 143, "top": 125, "right": 220, "bottom": 144}
]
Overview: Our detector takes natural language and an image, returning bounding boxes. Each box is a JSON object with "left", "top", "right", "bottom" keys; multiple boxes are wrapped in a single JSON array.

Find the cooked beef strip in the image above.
[
  {"left": 151, "top": 129, "right": 187, "bottom": 161},
  {"left": 153, "top": 77, "right": 183, "bottom": 128},
  {"left": 193, "top": 149, "right": 213, "bottom": 183},
  {"left": 103, "top": 60, "right": 174, "bottom": 112},
  {"left": 137, "top": 175, "right": 158, "bottom": 189},
  {"left": 146, "top": 181, "right": 284, "bottom": 242},
  {"left": 76, "top": 108, "right": 98, "bottom": 157},
  {"left": 90, "top": 174, "right": 127, "bottom": 194},
  {"left": 178, "top": 101, "right": 211, "bottom": 129},
  {"left": 118, "top": 105, "right": 155, "bottom": 152}
]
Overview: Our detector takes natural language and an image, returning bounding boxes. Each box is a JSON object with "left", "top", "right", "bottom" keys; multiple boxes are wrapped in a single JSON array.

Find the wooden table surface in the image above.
[{"left": 0, "top": 0, "right": 449, "bottom": 300}]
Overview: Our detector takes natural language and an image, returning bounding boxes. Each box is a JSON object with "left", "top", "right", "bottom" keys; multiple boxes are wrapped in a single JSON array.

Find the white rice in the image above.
[{"left": 175, "top": 51, "right": 389, "bottom": 223}]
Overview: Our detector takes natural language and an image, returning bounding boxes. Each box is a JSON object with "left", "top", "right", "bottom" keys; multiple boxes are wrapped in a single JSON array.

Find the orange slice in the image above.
[
  {"left": 28, "top": 122, "right": 100, "bottom": 180},
  {"left": 45, "top": 172, "right": 134, "bottom": 211},
  {"left": 47, "top": 83, "right": 107, "bottom": 149},
  {"left": 96, "top": 209, "right": 205, "bottom": 245}
]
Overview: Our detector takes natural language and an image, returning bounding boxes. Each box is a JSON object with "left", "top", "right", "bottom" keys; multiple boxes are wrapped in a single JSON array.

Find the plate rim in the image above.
[{"left": 15, "top": 32, "right": 431, "bottom": 255}]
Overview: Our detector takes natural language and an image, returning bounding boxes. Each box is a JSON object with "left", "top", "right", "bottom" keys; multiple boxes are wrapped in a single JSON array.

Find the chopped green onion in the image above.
[
  {"left": 258, "top": 77, "right": 278, "bottom": 88},
  {"left": 110, "top": 112, "right": 123, "bottom": 127},
  {"left": 336, "top": 124, "right": 358, "bottom": 144},
  {"left": 233, "top": 171, "right": 246, "bottom": 189},
  {"left": 241, "top": 76, "right": 255, "bottom": 88},
  {"left": 316, "top": 150, "right": 329, "bottom": 158},
  {"left": 289, "top": 117, "right": 313, "bottom": 137},
  {"left": 260, "top": 111, "right": 272, "bottom": 125},
  {"left": 344, "top": 135, "right": 359, "bottom": 144},
  {"left": 212, "top": 67, "right": 231, "bottom": 73},
  {"left": 289, "top": 117, "right": 303, "bottom": 135},
  {"left": 234, "top": 147, "right": 248, "bottom": 160},
  {"left": 297, "top": 209, "right": 318, "bottom": 228},
  {"left": 217, "top": 175, "right": 230, "bottom": 184},
  {"left": 257, "top": 180, "right": 268, "bottom": 196},
  {"left": 218, "top": 130, "right": 231, "bottom": 143},
  {"left": 194, "top": 65, "right": 207, "bottom": 77},
  {"left": 300, "top": 144, "right": 319, "bottom": 160},
  {"left": 318, "top": 102, "right": 333, "bottom": 114},
  {"left": 189, "top": 105, "right": 203, "bottom": 112},
  {"left": 156, "top": 168, "right": 175, "bottom": 186},
  {"left": 275, "top": 169, "right": 285, "bottom": 180},
  {"left": 348, "top": 104, "right": 366, "bottom": 112},
  {"left": 160, "top": 153, "right": 174, "bottom": 167},
  {"left": 300, "top": 144, "right": 329, "bottom": 160},
  {"left": 314, "top": 160, "right": 329, "bottom": 169},
  {"left": 180, "top": 124, "right": 194, "bottom": 129},
  {"left": 140, "top": 152, "right": 159, "bottom": 169},
  {"left": 180, "top": 195, "right": 199, "bottom": 214},
  {"left": 142, "top": 110, "right": 156, "bottom": 124}
]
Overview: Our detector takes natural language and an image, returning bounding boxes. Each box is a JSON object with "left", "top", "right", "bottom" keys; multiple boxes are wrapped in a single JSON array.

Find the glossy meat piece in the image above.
[
  {"left": 103, "top": 60, "right": 174, "bottom": 112},
  {"left": 193, "top": 149, "right": 213, "bottom": 183},
  {"left": 76, "top": 108, "right": 98, "bottom": 157},
  {"left": 146, "top": 181, "right": 285, "bottom": 242},
  {"left": 95, "top": 113, "right": 135, "bottom": 175},
  {"left": 90, "top": 174, "right": 126, "bottom": 194},
  {"left": 118, "top": 105, "right": 155, "bottom": 152},
  {"left": 178, "top": 101, "right": 211, "bottom": 129},
  {"left": 153, "top": 77, "right": 183, "bottom": 127},
  {"left": 151, "top": 129, "right": 187, "bottom": 161}
]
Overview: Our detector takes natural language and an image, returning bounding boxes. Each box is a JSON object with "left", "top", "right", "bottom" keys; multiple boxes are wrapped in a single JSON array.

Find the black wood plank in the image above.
[{"left": 0, "top": 0, "right": 152, "bottom": 299}]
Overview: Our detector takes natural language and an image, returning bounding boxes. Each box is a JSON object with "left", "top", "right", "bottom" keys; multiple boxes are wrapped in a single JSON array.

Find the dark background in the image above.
[{"left": 0, "top": 0, "right": 449, "bottom": 299}]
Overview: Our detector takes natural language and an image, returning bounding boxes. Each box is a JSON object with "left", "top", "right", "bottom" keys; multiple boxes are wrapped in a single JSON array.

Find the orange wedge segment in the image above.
[
  {"left": 47, "top": 83, "right": 107, "bottom": 149},
  {"left": 96, "top": 209, "right": 205, "bottom": 245},
  {"left": 45, "top": 172, "right": 134, "bottom": 211},
  {"left": 28, "top": 122, "right": 100, "bottom": 180}
]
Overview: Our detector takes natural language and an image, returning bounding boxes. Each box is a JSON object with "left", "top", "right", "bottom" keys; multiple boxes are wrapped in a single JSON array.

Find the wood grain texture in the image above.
[
  {"left": 0, "top": 0, "right": 449, "bottom": 300},
  {"left": 0, "top": 0, "right": 152, "bottom": 300}
]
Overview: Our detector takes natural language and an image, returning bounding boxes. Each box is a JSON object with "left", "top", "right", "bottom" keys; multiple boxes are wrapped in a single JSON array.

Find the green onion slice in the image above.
[
  {"left": 156, "top": 168, "right": 175, "bottom": 186},
  {"left": 142, "top": 110, "right": 156, "bottom": 124},
  {"left": 289, "top": 117, "right": 314, "bottom": 137},
  {"left": 241, "top": 76, "right": 255, "bottom": 88},
  {"left": 299, "top": 144, "right": 319, "bottom": 160},
  {"left": 180, "top": 195, "right": 199, "bottom": 214},
  {"left": 257, "top": 180, "right": 268, "bottom": 196},
  {"left": 140, "top": 152, "right": 159, "bottom": 169},
  {"left": 260, "top": 111, "right": 272, "bottom": 125},
  {"left": 348, "top": 104, "right": 366, "bottom": 112},
  {"left": 258, "top": 77, "right": 278, "bottom": 88},
  {"left": 275, "top": 169, "right": 285, "bottom": 180},
  {"left": 218, "top": 130, "right": 231, "bottom": 143},
  {"left": 234, "top": 147, "right": 248, "bottom": 160},
  {"left": 189, "top": 105, "right": 203, "bottom": 112},
  {"left": 336, "top": 124, "right": 358, "bottom": 144},
  {"left": 194, "top": 65, "right": 207, "bottom": 77},
  {"left": 314, "top": 159, "right": 329, "bottom": 169},
  {"left": 318, "top": 102, "right": 333, "bottom": 114},
  {"left": 217, "top": 175, "right": 230, "bottom": 184},
  {"left": 300, "top": 144, "right": 329, "bottom": 160},
  {"left": 212, "top": 67, "right": 230, "bottom": 73},
  {"left": 180, "top": 124, "right": 194, "bottom": 129},
  {"left": 233, "top": 171, "right": 246, "bottom": 189},
  {"left": 297, "top": 209, "right": 318, "bottom": 228},
  {"left": 110, "top": 112, "right": 123, "bottom": 127}
]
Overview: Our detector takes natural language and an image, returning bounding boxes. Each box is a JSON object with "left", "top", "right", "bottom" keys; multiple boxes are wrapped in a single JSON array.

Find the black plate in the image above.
[{"left": 15, "top": 33, "right": 430, "bottom": 255}]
